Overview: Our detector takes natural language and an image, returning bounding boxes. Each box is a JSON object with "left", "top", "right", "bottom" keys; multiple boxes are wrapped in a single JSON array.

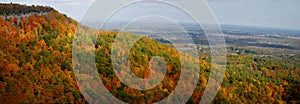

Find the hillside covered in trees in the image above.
[
  {"left": 0, "top": 3, "right": 54, "bottom": 16},
  {"left": 0, "top": 3, "right": 299, "bottom": 103}
]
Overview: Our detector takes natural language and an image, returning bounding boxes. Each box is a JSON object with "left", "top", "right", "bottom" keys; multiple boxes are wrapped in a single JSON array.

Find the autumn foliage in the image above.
[
  {"left": 0, "top": 7, "right": 82, "bottom": 103},
  {"left": 0, "top": 4, "right": 299, "bottom": 103}
]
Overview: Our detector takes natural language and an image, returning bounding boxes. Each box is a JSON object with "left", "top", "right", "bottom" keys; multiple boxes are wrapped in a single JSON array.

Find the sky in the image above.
[{"left": 1, "top": 0, "right": 300, "bottom": 30}]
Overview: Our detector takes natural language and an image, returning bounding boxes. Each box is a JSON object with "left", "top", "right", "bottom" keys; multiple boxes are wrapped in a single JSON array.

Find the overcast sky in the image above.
[{"left": 1, "top": 0, "right": 300, "bottom": 30}]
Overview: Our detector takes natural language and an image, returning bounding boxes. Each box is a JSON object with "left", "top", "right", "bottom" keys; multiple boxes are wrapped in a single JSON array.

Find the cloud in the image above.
[{"left": 205, "top": 0, "right": 300, "bottom": 30}]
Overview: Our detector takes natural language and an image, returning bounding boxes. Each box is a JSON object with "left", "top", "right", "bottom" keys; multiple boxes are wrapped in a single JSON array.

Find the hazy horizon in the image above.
[{"left": 1, "top": 0, "right": 300, "bottom": 30}]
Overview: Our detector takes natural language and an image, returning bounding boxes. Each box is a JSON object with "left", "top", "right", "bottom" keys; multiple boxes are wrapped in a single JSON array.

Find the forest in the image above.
[
  {"left": 0, "top": 4, "right": 299, "bottom": 103},
  {"left": 0, "top": 3, "right": 54, "bottom": 16}
]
